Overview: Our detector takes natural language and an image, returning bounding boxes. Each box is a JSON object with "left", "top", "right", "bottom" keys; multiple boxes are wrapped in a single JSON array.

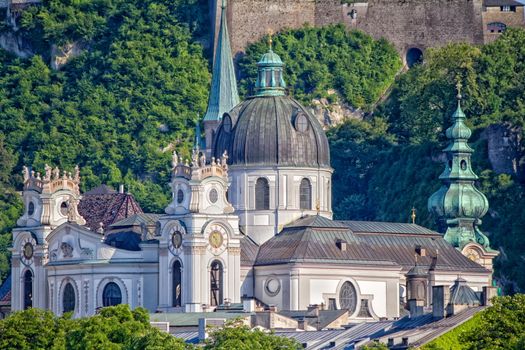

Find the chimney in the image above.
[
  {"left": 432, "top": 285, "right": 449, "bottom": 319},
  {"left": 298, "top": 318, "right": 308, "bottom": 330},
  {"left": 482, "top": 286, "right": 498, "bottom": 306},
  {"left": 119, "top": 184, "right": 124, "bottom": 193},
  {"left": 243, "top": 298, "right": 256, "bottom": 312}
]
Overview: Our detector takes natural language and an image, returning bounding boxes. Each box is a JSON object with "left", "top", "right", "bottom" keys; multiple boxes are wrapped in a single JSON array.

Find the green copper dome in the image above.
[{"left": 428, "top": 90, "right": 492, "bottom": 251}]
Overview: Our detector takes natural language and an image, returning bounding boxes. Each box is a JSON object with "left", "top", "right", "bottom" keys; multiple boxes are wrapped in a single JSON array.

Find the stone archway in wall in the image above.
[{"left": 406, "top": 47, "right": 423, "bottom": 68}]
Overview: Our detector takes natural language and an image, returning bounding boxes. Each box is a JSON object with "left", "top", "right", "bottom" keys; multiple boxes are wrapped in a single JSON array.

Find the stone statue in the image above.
[
  {"left": 52, "top": 167, "right": 60, "bottom": 180},
  {"left": 74, "top": 165, "right": 80, "bottom": 182},
  {"left": 44, "top": 164, "right": 52, "bottom": 181},
  {"left": 22, "top": 166, "right": 30, "bottom": 182},
  {"left": 199, "top": 153, "right": 206, "bottom": 167},
  {"left": 172, "top": 151, "right": 178, "bottom": 169},
  {"left": 221, "top": 150, "right": 229, "bottom": 170},
  {"left": 192, "top": 148, "right": 199, "bottom": 168},
  {"left": 66, "top": 197, "right": 75, "bottom": 222}
]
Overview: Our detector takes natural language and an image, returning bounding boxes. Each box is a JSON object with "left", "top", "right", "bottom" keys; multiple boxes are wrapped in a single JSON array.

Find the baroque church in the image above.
[{"left": 7, "top": 2, "right": 498, "bottom": 321}]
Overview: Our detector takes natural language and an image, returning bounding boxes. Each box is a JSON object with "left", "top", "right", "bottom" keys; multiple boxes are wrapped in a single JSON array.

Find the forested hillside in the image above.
[{"left": 0, "top": 0, "right": 211, "bottom": 283}]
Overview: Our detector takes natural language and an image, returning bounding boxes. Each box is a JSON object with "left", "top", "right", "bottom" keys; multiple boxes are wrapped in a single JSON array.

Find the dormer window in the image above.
[
  {"left": 336, "top": 239, "right": 348, "bottom": 252},
  {"left": 500, "top": 5, "right": 516, "bottom": 12}
]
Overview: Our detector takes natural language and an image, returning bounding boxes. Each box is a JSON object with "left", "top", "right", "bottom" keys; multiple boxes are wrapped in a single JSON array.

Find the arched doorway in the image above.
[
  {"left": 210, "top": 260, "right": 223, "bottom": 306},
  {"left": 23, "top": 270, "right": 33, "bottom": 309},
  {"left": 172, "top": 260, "right": 182, "bottom": 307},
  {"left": 406, "top": 48, "right": 423, "bottom": 68}
]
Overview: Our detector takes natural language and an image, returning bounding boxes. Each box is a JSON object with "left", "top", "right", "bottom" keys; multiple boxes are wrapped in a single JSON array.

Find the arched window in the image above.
[
  {"left": 102, "top": 282, "right": 122, "bottom": 307},
  {"left": 299, "top": 178, "right": 312, "bottom": 210},
  {"left": 255, "top": 178, "right": 270, "bottom": 210},
  {"left": 487, "top": 22, "right": 507, "bottom": 33},
  {"left": 63, "top": 282, "right": 75, "bottom": 313},
  {"left": 173, "top": 261, "right": 182, "bottom": 307},
  {"left": 339, "top": 282, "right": 358, "bottom": 313},
  {"left": 210, "top": 260, "right": 223, "bottom": 306},
  {"left": 23, "top": 270, "right": 33, "bottom": 309}
]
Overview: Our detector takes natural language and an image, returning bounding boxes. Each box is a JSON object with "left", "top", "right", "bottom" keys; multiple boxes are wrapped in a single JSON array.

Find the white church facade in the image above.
[{"left": 7, "top": 3, "right": 497, "bottom": 322}]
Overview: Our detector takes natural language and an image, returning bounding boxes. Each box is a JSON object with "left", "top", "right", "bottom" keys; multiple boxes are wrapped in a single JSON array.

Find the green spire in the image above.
[
  {"left": 428, "top": 83, "right": 493, "bottom": 251},
  {"left": 203, "top": 0, "right": 240, "bottom": 122},
  {"left": 194, "top": 121, "right": 204, "bottom": 150},
  {"left": 254, "top": 35, "right": 286, "bottom": 97}
]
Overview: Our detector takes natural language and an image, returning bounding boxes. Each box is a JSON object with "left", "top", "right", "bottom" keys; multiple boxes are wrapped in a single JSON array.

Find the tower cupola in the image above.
[
  {"left": 428, "top": 84, "right": 491, "bottom": 251},
  {"left": 254, "top": 38, "right": 286, "bottom": 97}
]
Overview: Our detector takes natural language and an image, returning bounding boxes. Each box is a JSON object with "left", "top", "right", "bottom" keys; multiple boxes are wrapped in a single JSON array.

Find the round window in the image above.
[
  {"left": 28, "top": 202, "right": 35, "bottom": 216},
  {"left": 265, "top": 278, "right": 281, "bottom": 296},
  {"left": 23, "top": 242, "right": 34, "bottom": 260},
  {"left": 177, "top": 189, "right": 184, "bottom": 204},
  {"left": 60, "top": 201, "right": 69, "bottom": 216},
  {"left": 294, "top": 112, "right": 309, "bottom": 133},
  {"left": 209, "top": 189, "right": 218, "bottom": 203},
  {"left": 223, "top": 114, "right": 232, "bottom": 132}
]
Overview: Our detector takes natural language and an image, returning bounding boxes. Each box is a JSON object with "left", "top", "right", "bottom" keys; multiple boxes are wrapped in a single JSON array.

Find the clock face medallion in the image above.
[
  {"left": 172, "top": 231, "right": 183, "bottom": 249},
  {"left": 209, "top": 230, "right": 223, "bottom": 249},
  {"left": 20, "top": 236, "right": 36, "bottom": 266}
]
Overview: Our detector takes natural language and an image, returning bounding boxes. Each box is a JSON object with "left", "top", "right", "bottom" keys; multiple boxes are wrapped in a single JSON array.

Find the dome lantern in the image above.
[{"left": 254, "top": 36, "right": 286, "bottom": 97}]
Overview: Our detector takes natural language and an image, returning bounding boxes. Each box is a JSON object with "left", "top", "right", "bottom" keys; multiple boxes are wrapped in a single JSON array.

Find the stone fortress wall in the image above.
[{"left": 212, "top": 0, "right": 521, "bottom": 63}]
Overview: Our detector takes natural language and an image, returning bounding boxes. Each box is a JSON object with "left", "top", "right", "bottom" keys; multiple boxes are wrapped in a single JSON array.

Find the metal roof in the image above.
[
  {"left": 213, "top": 95, "right": 331, "bottom": 168},
  {"left": 449, "top": 278, "right": 481, "bottom": 306},
  {"left": 110, "top": 213, "right": 161, "bottom": 228},
  {"left": 240, "top": 235, "right": 259, "bottom": 267},
  {"left": 149, "top": 311, "right": 251, "bottom": 327},
  {"left": 484, "top": 0, "right": 524, "bottom": 6},
  {"left": 338, "top": 221, "right": 437, "bottom": 235},
  {"left": 255, "top": 217, "right": 396, "bottom": 267},
  {"left": 202, "top": 1, "right": 240, "bottom": 122}
]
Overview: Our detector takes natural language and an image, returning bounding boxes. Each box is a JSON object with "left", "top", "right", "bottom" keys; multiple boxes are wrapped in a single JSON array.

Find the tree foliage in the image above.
[
  {"left": 0, "top": 305, "right": 192, "bottom": 350},
  {"left": 204, "top": 319, "right": 302, "bottom": 350},
  {"left": 238, "top": 24, "right": 402, "bottom": 109}
]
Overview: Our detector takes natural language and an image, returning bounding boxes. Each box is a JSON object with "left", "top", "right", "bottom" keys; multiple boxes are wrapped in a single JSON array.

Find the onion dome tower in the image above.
[
  {"left": 202, "top": 0, "right": 240, "bottom": 155},
  {"left": 428, "top": 84, "right": 498, "bottom": 271},
  {"left": 213, "top": 39, "right": 332, "bottom": 244}
]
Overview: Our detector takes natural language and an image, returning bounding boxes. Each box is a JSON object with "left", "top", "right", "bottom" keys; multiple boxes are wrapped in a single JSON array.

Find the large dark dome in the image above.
[{"left": 213, "top": 95, "right": 330, "bottom": 168}]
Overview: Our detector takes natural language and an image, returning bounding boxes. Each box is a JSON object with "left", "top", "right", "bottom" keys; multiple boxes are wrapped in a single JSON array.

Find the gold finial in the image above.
[
  {"left": 411, "top": 207, "right": 416, "bottom": 224},
  {"left": 455, "top": 79, "right": 462, "bottom": 100},
  {"left": 316, "top": 199, "right": 320, "bottom": 214},
  {"left": 268, "top": 29, "right": 273, "bottom": 50}
]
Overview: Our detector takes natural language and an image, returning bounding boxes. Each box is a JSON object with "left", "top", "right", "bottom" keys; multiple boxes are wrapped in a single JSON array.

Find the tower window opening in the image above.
[
  {"left": 255, "top": 178, "right": 270, "bottom": 210},
  {"left": 173, "top": 260, "right": 182, "bottom": 307},
  {"left": 300, "top": 178, "right": 312, "bottom": 210},
  {"left": 23, "top": 270, "right": 33, "bottom": 309},
  {"left": 210, "top": 260, "right": 223, "bottom": 306}
]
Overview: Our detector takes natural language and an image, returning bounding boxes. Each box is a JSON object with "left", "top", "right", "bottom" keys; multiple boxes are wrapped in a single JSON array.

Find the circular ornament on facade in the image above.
[
  {"left": 207, "top": 224, "right": 227, "bottom": 255},
  {"left": 466, "top": 248, "right": 480, "bottom": 263},
  {"left": 28, "top": 202, "right": 35, "bottom": 216},
  {"left": 294, "top": 112, "right": 309, "bottom": 133},
  {"left": 339, "top": 281, "right": 358, "bottom": 314},
  {"left": 209, "top": 231, "right": 224, "bottom": 248},
  {"left": 167, "top": 221, "right": 186, "bottom": 255},
  {"left": 171, "top": 231, "right": 183, "bottom": 249},
  {"left": 265, "top": 277, "right": 281, "bottom": 297},
  {"left": 20, "top": 236, "right": 36, "bottom": 266},
  {"left": 177, "top": 189, "right": 184, "bottom": 204},
  {"left": 209, "top": 189, "right": 219, "bottom": 204},
  {"left": 223, "top": 114, "right": 232, "bottom": 132}
]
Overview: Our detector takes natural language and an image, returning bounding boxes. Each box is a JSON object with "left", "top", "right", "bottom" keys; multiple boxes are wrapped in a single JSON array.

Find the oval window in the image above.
[
  {"left": 339, "top": 281, "right": 358, "bottom": 313},
  {"left": 28, "top": 202, "right": 35, "bottom": 216},
  {"left": 177, "top": 189, "right": 184, "bottom": 204},
  {"left": 460, "top": 160, "right": 467, "bottom": 171},
  {"left": 209, "top": 189, "right": 218, "bottom": 203},
  {"left": 223, "top": 114, "right": 232, "bottom": 132},
  {"left": 295, "top": 112, "right": 308, "bottom": 133},
  {"left": 60, "top": 201, "right": 69, "bottom": 216},
  {"left": 265, "top": 278, "right": 281, "bottom": 296}
]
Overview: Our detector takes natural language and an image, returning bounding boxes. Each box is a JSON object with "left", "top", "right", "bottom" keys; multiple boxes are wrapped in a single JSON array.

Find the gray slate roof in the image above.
[
  {"left": 213, "top": 96, "right": 331, "bottom": 168},
  {"left": 255, "top": 216, "right": 396, "bottom": 267},
  {"left": 484, "top": 0, "right": 524, "bottom": 7},
  {"left": 252, "top": 216, "right": 489, "bottom": 274}
]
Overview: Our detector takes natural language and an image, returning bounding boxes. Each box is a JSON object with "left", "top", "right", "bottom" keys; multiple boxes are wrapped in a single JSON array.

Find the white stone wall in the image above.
[{"left": 229, "top": 166, "right": 333, "bottom": 245}]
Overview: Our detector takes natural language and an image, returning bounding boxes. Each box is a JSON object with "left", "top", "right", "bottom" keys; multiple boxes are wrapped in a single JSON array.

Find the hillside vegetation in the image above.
[{"left": 0, "top": 0, "right": 210, "bottom": 283}]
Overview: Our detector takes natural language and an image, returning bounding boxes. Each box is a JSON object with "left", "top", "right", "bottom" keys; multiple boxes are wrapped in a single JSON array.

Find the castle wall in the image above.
[{"left": 218, "top": 0, "right": 487, "bottom": 60}]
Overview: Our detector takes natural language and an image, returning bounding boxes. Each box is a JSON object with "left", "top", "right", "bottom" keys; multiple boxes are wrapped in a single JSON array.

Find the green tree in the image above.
[
  {"left": 461, "top": 295, "right": 525, "bottom": 350},
  {"left": 204, "top": 319, "right": 302, "bottom": 350}
]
